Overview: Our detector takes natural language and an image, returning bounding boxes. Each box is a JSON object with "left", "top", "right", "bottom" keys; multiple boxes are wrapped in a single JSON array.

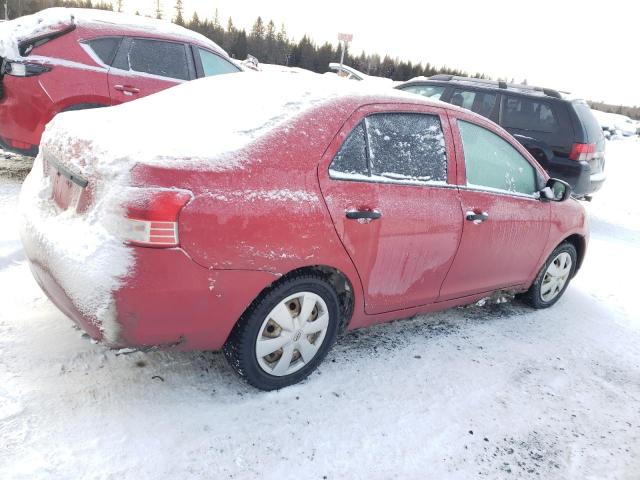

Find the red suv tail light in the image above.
[
  {"left": 122, "top": 189, "right": 192, "bottom": 248},
  {"left": 569, "top": 143, "right": 596, "bottom": 162}
]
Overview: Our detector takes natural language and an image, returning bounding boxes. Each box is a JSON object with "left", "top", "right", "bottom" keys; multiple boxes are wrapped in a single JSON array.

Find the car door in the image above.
[
  {"left": 438, "top": 112, "right": 551, "bottom": 301},
  {"left": 319, "top": 104, "right": 463, "bottom": 315},
  {"left": 107, "top": 37, "right": 194, "bottom": 105}
]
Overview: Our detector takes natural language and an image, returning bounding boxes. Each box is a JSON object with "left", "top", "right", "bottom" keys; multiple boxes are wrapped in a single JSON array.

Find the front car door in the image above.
[
  {"left": 107, "top": 37, "right": 194, "bottom": 105},
  {"left": 319, "top": 104, "right": 464, "bottom": 315},
  {"left": 439, "top": 111, "right": 551, "bottom": 300}
]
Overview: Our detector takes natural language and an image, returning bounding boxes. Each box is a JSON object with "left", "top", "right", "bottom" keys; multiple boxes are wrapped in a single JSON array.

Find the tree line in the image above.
[
  {"left": 6, "top": 0, "right": 639, "bottom": 114},
  {"left": 5, "top": 0, "right": 485, "bottom": 81}
]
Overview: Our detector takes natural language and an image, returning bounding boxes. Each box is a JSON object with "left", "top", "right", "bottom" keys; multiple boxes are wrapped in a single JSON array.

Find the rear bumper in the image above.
[
  {"left": 25, "top": 243, "right": 278, "bottom": 351},
  {"left": 547, "top": 157, "right": 605, "bottom": 198}
]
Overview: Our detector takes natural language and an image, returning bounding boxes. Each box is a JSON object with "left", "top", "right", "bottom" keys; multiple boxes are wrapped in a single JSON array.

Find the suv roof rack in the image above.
[{"left": 425, "top": 75, "right": 565, "bottom": 99}]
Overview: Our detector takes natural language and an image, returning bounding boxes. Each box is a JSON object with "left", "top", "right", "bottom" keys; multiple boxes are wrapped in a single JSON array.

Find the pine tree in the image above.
[
  {"left": 116, "top": 0, "right": 123, "bottom": 12},
  {"left": 174, "top": 0, "right": 184, "bottom": 26}
]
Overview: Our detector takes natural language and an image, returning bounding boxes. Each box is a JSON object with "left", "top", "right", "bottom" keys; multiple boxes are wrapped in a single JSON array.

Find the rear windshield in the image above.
[{"left": 572, "top": 101, "right": 603, "bottom": 143}]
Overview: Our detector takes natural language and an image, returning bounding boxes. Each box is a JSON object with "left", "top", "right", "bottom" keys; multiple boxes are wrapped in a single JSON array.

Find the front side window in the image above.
[
  {"left": 198, "top": 48, "right": 240, "bottom": 76},
  {"left": 502, "top": 96, "right": 559, "bottom": 133},
  {"left": 366, "top": 113, "right": 447, "bottom": 183},
  {"left": 129, "top": 38, "right": 189, "bottom": 80},
  {"left": 458, "top": 120, "right": 537, "bottom": 195},
  {"left": 401, "top": 84, "right": 446, "bottom": 101}
]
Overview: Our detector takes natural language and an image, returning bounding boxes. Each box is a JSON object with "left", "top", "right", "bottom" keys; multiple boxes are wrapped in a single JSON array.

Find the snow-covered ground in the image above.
[{"left": 1, "top": 139, "right": 639, "bottom": 479}]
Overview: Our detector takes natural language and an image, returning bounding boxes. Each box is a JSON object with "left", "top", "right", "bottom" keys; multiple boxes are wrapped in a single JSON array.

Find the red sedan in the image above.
[
  {"left": 20, "top": 74, "right": 588, "bottom": 390},
  {"left": 0, "top": 8, "right": 240, "bottom": 155}
]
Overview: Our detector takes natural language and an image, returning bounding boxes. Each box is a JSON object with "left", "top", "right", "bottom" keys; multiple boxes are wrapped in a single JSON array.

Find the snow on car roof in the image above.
[
  {"left": 0, "top": 7, "right": 227, "bottom": 60},
  {"left": 42, "top": 71, "right": 418, "bottom": 174}
]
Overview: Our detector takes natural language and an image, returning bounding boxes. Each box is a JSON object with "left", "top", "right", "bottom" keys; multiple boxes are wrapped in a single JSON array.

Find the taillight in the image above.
[
  {"left": 569, "top": 143, "right": 596, "bottom": 161},
  {"left": 4, "top": 61, "right": 51, "bottom": 77},
  {"left": 122, "top": 189, "right": 192, "bottom": 248}
]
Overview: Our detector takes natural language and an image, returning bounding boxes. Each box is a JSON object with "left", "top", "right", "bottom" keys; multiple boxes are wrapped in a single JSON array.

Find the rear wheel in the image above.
[
  {"left": 223, "top": 273, "right": 340, "bottom": 390},
  {"left": 520, "top": 243, "right": 577, "bottom": 309}
]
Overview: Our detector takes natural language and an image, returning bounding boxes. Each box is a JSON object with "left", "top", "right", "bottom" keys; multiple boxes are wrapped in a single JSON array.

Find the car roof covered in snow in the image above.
[
  {"left": 41, "top": 71, "right": 443, "bottom": 173},
  {"left": 0, "top": 7, "right": 228, "bottom": 59}
]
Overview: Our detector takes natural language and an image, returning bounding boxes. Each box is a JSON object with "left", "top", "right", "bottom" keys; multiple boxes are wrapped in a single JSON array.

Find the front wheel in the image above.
[
  {"left": 519, "top": 243, "right": 577, "bottom": 309},
  {"left": 223, "top": 273, "right": 340, "bottom": 390}
]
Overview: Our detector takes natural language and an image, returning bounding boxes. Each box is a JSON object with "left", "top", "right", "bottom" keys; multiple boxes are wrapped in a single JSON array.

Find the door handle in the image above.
[
  {"left": 114, "top": 84, "right": 140, "bottom": 95},
  {"left": 346, "top": 209, "right": 381, "bottom": 220},
  {"left": 465, "top": 211, "right": 489, "bottom": 223}
]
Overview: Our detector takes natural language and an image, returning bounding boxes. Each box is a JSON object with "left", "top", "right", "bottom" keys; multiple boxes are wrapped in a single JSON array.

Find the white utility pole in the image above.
[{"left": 337, "top": 33, "right": 353, "bottom": 69}]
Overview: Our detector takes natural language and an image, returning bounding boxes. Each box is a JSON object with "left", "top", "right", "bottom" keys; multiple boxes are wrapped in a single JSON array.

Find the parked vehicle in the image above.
[
  {"left": 0, "top": 8, "right": 241, "bottom": 155},
  {"left": 20, "top": 74, "right": 588, "bottom": 390},
  {"left": 397, "top": 75, "right": 606, "bottom": 200}
]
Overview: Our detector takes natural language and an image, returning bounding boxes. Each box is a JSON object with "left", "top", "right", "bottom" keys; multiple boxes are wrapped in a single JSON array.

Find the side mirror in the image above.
[{"left": 540, "top": 178, "right": 572, "bottom": 202}]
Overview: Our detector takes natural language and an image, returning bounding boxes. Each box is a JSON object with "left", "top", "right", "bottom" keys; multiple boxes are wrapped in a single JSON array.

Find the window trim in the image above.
[{"left": 328, "top": 111, "right": 450, "bottom": 188}]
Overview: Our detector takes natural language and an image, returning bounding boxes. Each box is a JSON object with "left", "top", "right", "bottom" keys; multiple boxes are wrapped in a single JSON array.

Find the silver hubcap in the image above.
[
  {"left": 255, "top": 292, "right": 329, "bottom": 376},
  {"left": 540, "top": 252, "right": 572, "bottom": 302}
]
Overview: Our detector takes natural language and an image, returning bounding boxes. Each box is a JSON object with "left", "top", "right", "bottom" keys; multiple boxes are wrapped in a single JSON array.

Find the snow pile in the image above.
[
  {"left": 592, "top": 109, "right": 639, "bottom": 136},
  {"left": 0, "top": 7, "right": 227, "bottom": 60}
]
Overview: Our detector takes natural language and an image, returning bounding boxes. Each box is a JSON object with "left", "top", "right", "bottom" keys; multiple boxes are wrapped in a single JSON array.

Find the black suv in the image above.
[{"left": 396, "top": 75, "right": 605, "bottom": 199}]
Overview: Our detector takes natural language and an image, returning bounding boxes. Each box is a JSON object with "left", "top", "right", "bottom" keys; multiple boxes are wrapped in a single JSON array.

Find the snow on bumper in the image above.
[{"left": 19, "top": 156, "right": 133, "bottom": 344}]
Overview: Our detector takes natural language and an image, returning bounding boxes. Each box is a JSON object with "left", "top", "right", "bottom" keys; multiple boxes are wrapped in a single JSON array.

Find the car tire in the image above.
[
  {"left": 223, "top": 272, "right": 340, "bottom": 391},
  {"left": 519, "top": 243, "right": 577, "bottom": 309}
]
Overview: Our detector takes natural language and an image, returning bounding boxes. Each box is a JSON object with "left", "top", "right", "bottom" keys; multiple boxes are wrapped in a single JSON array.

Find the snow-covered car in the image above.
[
  {"left": 20, "top": 73, "right": 588, "bottom": 390},
  {"left": 328, "top": 62, "right": 400, "bottom": 85},
  {"left": 0, "top": 8, "right": 240, "bottom": 155},
  {"left": 592, "top": 110, "right": 639, "bottom": 138}
]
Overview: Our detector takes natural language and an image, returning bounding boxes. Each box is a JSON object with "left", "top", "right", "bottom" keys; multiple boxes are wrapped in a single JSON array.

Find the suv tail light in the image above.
[
  {"left": 4, "top": 61, "right": 51, "bottom": 77},
  {"left": 122, "top": 189, "right": 192, "bottom": 248},
  {"left": 569, "top": 143, "right": 596, "bottom": 162}
]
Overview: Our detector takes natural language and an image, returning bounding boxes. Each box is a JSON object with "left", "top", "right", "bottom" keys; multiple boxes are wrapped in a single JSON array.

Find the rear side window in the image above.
[
  {"left": 450, "top": 89, "right": 497, "bottom": 118},
  {"left": 197, "top": 48, "right": 240, "bottom": 76},
  {"left": 366, "top": 113, "right": 447, "bottom": 183},
  {"left": 329, "top": 123, "right": 369, "bottom": 177},
  {"left": 459, "top": 120, "right": 537, "bottom": 195},
  {"left": 87, "top": 37, "right": 122, "bottom": 66},
  {"left": 129, "top": 38, "right": 189, "bottom": 81},
  {"left": 401, "top": 84, "right": 446, "bottom": 101},
  {"left": 502, "top": 96, "right": 559, "bottom": 133}
]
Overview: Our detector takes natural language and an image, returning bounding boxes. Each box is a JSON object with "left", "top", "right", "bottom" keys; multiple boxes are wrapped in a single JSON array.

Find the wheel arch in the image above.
[
  {"left": 233, "top": 264, "right": 356, "bottom": 339},
  {"left": 560, "top": 233, "right": 586, "bottom": 276}
]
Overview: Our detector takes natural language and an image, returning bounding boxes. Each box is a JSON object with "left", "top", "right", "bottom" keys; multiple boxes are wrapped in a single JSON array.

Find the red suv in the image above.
[
  {"left": 20, "top": 74, "right": 588, "bottom": 390},
  {"left": 0, "top": 8, "right": 241, "bottom": 155}
]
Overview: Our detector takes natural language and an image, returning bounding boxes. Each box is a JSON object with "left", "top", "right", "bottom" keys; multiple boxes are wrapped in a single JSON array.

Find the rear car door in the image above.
[
  {"left": 319, "top": 104, "right": 463, "bottom": 315},
  {"left": 439, "top": 112, "right": 550, "bottom": 300},
  {"left": 107, "top": 37, "right": 194, "bottom": 105}
]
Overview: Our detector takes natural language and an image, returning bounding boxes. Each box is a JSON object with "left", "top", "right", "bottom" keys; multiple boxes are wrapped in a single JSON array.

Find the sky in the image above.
[{"left": 116, "top": 0, "right": 639, "bottom": 106}]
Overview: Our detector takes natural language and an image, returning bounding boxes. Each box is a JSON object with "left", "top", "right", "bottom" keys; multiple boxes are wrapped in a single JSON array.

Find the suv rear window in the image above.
[
  {"left": 502, "top": 96, "right": 559, "bottom": 133},
  {"left": 129, "top": 38, "right": 189, "bottom": 81},
  {"left": 572, "top": 101, "right": 604, "bottom": 143},
  {"left": 87, "top": 37, "right": 122, "bottom": 66}
]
